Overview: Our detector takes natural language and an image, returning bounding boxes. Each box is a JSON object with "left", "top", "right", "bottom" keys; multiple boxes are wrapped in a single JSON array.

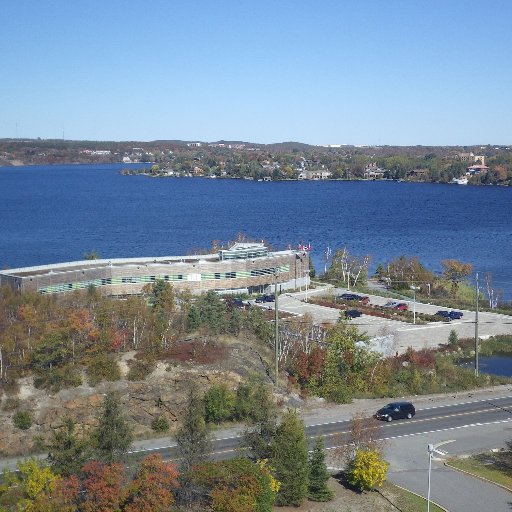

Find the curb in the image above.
[
  {"left": 390, "top": 482, "right": 450, "bottom": 512},
  {"left": 444, "top": 460, "right": 512, "bottom": 494}
]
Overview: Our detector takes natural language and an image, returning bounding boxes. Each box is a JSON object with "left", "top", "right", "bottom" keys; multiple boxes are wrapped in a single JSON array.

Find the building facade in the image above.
[{"left": 0, "top": 243, "right": 310, "bottom": 297}]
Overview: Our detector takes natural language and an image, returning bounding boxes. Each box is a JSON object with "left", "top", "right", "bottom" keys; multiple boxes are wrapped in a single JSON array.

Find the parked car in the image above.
[
  {"left": 375, "top": 402, "right": 416, "bottom": 422},
  {"left": 345, "top": 309, "right": 362, "bottom": 319},
  {"left": 255, "top": 294, "right": 275, "bottom": 303},
  {"left": 382, "top": 301, "right": 408, "bottom": 311},
  {"left": 226, "top": 298, "right": 249, "bottom": 310},
  {"left": 434, "top": 310, "right": 463, "bottom": 320},
  {"left": 338, "top": 293, "right": 370, "bottom": 305}
]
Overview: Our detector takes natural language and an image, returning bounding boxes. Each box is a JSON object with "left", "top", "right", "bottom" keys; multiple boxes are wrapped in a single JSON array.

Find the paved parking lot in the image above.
[{"left": 265, "top": 286, "right": 512, "bottom": 354}]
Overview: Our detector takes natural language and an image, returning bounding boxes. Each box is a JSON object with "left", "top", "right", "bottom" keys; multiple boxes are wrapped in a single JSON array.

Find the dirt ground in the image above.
[{"left": 273, "top": 477, "right": 401, "bottom": 512}]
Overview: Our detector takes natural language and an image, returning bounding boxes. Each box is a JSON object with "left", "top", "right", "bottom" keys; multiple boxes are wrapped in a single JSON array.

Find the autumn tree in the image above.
[
  {"left": 271, "top": 409, "right": 309, "bottom": 506},
  {"left": 92, "top": 392, "right": 133, "bottom": 463},
  {"left": 346, "top": 448, "right": 389, "bottom": 492},
  {"left": 80, "top": 460, "right": 125, "bottom": 512},
  {"left": 308, "top": 437, "right": 334, "bottom": 502},
  {"left": 122, "top": 454, "right": 179, "bottom": 512},
  {"left": 441, "top": 259, "right": 473, "bottom": 294}
]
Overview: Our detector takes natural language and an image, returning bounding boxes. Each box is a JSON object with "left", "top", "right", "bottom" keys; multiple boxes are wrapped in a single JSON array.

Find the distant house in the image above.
[
  {"left": 298, "top": 170, "right": 332, "bottom": 180},
  {"left": 364, "top": 162, "right": 386, "bottom": 179},
  {"left": 466, "top": 164, "right": 489, "bottom": 175}
]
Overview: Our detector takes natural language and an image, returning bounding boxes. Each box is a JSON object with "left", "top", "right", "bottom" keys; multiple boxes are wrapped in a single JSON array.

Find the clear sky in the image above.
[{"left": 1, "top": 0, "right": 511, "bottom": 145}]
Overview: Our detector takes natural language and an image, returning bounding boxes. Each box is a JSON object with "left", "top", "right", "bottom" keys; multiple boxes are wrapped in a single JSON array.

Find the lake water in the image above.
[
  {"left": 459, "top": 355, "right": 512, "bottom": 377},
  {"left": 1, "top": 163, "right": 511, "bottom": 298}
]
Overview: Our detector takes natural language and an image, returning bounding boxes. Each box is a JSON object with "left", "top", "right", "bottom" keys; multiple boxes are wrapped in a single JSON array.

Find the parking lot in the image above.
[{"left": 254, "top": 286, "right": 512, "bottom": 354}]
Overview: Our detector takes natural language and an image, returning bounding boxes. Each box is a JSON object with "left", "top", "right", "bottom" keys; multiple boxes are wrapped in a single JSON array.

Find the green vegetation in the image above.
[
  {"left": 91, "top": 393, "right": 133, "bottom": 463},
  {"left": 308, "top": 438, "right": 335, "bottom": 501},
  {"left": 382, "top": 481, "right": 446, "bottom": 512},
  {"left": 12, "top": 410, "right": 32, "bottom": 430},
  {"left": 151, "top": 415, "right": 170, "bottom": 432},
  {"left": 447, "top": 452, "right": 512, "bottom": 489},
  {"left": 86, "top": 353, "right": 121, "bottom": 385}
]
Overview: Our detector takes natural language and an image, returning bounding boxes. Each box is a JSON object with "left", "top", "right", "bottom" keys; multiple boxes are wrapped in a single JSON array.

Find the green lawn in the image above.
[
  {"left": 381, "top": 481, "right": 446, "bottom": 512},
  {"left": 447, "top": 454, "right": 512, "bottom": 490}
]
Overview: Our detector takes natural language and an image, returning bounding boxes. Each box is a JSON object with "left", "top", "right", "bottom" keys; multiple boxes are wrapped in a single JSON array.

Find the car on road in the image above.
[
  {"left": 435, "top": 310, "right": 452, "bottom": 320},
  {"left": 338, "top": 293, "right": 370, "bottom": 305},
  {"left": 382, "top": 301, "right": 408, "bottom": 311},
  {"left": 345, "top": 309, "right": 362, "bottom": 319},
  {"left": 375, "top": 401, "right": 416, "bottom": 422},
  {"left": 255, "top": 294, "right": 275, "bottom": 303}
]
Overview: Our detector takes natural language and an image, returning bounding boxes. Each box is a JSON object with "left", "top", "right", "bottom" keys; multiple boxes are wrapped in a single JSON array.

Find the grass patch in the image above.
[
  {"left": 381, "top": 481, "right": 446, "bottom": 512},
  {"left": 447, "top": 454, "right": 512, "bottom": 490}
]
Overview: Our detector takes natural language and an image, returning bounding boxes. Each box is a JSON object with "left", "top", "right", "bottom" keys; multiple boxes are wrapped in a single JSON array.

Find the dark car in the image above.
[
  {"left": 255, "top": 294, "right": 275, "bottom": 303},
  {"left": 226, "top": 298, "right": 249, "bottom": 310},
  {"left": 338, "top": 293, "right": 370, "bottom": 305},
  {"left": 345, "top": 309, "right": 362, "bottom": 319},
  {"left": 449, "top": 311, "right": 463, "bottom": 320},
  {"left": 435, "top": 310, "right": 452, "bottom": 320},
  {"left": 375, "top": 402, "right": 416, "bottom": 422}
]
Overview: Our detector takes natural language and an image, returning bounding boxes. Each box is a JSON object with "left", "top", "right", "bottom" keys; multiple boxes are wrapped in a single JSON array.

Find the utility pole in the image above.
[
  {"left": 411, "top": 285, "right": 420, "bottom": 324},
  {"left": 475, "top": 272, "right": 479, "bottom": 377},
  {"left": 274, "top": 269, "right": 280, "bottom": 388}
]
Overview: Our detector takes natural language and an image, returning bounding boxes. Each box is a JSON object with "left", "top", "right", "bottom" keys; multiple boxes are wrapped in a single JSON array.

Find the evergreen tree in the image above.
[
  {"left": 271, "top": 409, "right": 309, "bottom": 506},
  {"left": 448, "top": 329, "right": 459, "bottom": 346},
  {"left": 308, "top": 437, "right": 334, "bottom": 502},
  {"left": 197, "top": 290, "right": 227, "bottom": 334},
  {"left": 47, "top": 418, "right": 89, "bottom": 476},
  {"left": 241, "top": 378, "right": 278, "bottom": 460},
  {"left": 186, "top": 305, "right": 201, "bottom": 331},
  {"left": 176, "top": 384, "right": 211, "bottom": 475},
  {"left": 92, "top": 392, "right": 133, "bottom": 463}
]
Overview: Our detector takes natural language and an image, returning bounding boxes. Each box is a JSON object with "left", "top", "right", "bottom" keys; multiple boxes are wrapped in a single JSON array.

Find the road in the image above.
[
  {"left": 130, "top": 394, "right": 512, "bottom": 511},
  {"left": 269, "top": 286, "right": 512, "bottom": 354}
]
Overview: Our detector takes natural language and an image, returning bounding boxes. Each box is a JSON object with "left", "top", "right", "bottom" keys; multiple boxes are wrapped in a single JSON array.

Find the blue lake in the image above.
[
  {"left": 460, "top": 355, "right": 512, "bottom": 378},
  {"left": 1, "top": 163, "right": 511, "bottom": 298}
]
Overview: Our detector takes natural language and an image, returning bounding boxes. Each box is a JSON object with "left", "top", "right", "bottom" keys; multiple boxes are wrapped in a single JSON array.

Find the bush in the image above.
[
  {"left": 13, "top": 410, "right": 32, "bottom": 430},
  {"left": 204, "top": 383, "right": 235, "bottom": 423},
  {"left": 34, "top": 365, "right": 82, "bottom": 392},
  {"left": 87, "top": 354, "right": 121, "bottom": 386},
  {"left": 347, "top": 448, "right": 389, "bottom": 491},
  {"left": 127, "top": 358, "right": 155, "bottom": 381},
  {"left": 151, "top": 416, "right": 170, "bottom": 432}
]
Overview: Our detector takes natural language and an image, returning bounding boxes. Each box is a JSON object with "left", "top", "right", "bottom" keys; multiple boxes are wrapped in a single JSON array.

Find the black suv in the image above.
[
  {"left": 375, "top": 402, "right": 416, "bottom": 422},
  {"left": 255, "top": 294, "right": 275, "bottom": 303}
]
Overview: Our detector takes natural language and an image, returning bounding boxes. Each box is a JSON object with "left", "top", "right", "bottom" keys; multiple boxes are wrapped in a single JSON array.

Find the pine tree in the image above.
[
  {"left": 176, "top": 385, "right": 211, "bottom": 474},
  {"left": 92, "top": 392, "right": 133, "bottom": 463},
  {"left": 308, "top": 437, "right": 334, "bottom": 502},
  {"left": 271, "top": 409, "right": 309, "bottom": 506},
  {"left": 186, "top": 305, "right": 201, "bottom": 331},
  {"left": 47, "top": 418, "right": 89, "bottom": 476}
]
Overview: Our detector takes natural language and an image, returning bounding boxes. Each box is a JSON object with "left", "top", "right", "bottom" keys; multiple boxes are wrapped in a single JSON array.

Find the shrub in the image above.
[
  {"left": 151, "top": 416, "right": 170, "bottom": 432},
  {"left": 204, "top": 383, "right": 235, "bottom": 423},
  {"left": 127, "top": 358, "right": 155, "bottom": 381},
  {"left": 87, "top": 354, "right": 121, "bottom": 386},
  {"left": 13, "top": 410, "right": 32, "bottom": 430},
  {"left": 34, "top": 365, "right": 82, "bottom": 392},
  {"left": 346, "top": 448, "right": 389, "bottom": 491},
  {"left": 448, "top": 330, "right": 459, "bottom": 346}
]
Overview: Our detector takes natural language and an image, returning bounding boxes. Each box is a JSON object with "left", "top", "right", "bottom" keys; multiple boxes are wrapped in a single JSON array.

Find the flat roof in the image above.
[{"left": 0, "top": 248, "right": 300, "bottom": 279}]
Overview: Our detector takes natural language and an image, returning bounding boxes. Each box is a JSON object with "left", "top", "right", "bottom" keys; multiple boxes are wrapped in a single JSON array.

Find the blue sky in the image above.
[{"left": 1, "top": 0, "right": 511, "bottom": 145}]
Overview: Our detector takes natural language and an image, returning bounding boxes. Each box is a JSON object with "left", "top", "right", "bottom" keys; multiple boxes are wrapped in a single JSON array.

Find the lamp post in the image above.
[
  {"left": 475, "top": 272, "right": 479, "bottom": 377},
  {"left": 410, "top": 285, "right": 420, "bottom": 324},
  {"left": 274, "top": 268, "right": 280, "bottom": 388},
  {"left": 427, "top": 440, "right": 454, "bottom": 512}
]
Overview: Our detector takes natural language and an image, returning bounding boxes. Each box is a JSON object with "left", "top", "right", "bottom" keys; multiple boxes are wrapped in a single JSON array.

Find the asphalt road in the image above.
[{"left": 124, "top": 394, "right": 512, "bottom": 511}]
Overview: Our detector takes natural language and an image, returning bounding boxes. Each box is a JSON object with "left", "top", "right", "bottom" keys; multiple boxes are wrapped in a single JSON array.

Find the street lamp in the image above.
[
  {"left": 427, "top": 440, "right": 454, "bottom": 512},
  {"left": 274, "top": 268, "right": 280, "bottom": 388},
  {"left": 410, "top": 285, "right": 420, "bottom": 324}
]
